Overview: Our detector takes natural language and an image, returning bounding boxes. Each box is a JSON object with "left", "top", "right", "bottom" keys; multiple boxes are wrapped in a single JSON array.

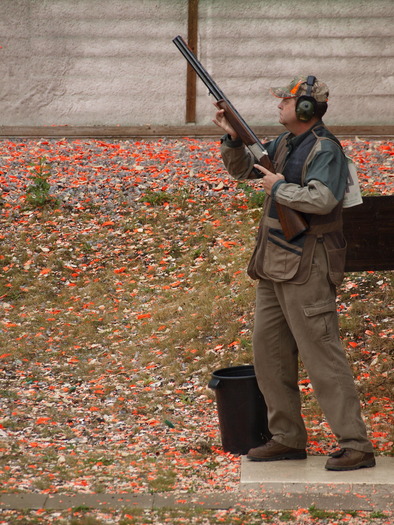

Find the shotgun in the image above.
[{"left": 173, "top": 35, "right": 308, "bottom": 241}]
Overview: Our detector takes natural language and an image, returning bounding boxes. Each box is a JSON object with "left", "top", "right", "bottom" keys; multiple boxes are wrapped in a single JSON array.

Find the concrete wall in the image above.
[{"left": 0, "top": 0, "right": 393, "bottom": 128}]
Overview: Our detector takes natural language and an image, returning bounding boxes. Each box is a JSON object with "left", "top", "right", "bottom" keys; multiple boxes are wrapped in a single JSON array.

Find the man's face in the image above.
[{"left": 277, "top": 97, "right": 297, "bottom": 128}]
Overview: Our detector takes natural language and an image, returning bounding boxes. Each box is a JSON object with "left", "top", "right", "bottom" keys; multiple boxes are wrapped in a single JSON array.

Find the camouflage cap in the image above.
[{"left": 270, "top": 75, "right": 329, "bottom": 102}]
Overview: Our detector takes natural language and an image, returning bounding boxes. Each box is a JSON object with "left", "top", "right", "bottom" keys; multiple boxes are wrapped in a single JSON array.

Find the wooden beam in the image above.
[
  {"left": 0, "top": 125, "right": 393, "bottom": 139},
  {"left": 186, "top": 0, "right": 199, "bottom": 123}
]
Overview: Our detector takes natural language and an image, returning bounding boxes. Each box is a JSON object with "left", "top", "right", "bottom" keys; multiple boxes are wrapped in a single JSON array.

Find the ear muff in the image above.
[{"left": 296, "top": 76, "right": 317, "bottom": 121}]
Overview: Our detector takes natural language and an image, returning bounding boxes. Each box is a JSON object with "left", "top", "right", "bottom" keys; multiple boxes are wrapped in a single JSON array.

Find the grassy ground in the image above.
[
  {"left": 0, "top": 507, "right": 392, "bottom": 525},
  {"left": 0, "top": 139, "right": 393, "bottom": 523},
  {"left": 1, "top": 188, "right": 392, "bottom": 469}
]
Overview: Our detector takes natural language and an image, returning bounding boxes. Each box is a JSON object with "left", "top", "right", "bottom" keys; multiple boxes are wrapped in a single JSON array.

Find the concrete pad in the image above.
[
  {"left": 241, "top": 455, "right": 394, "bottom": 485},
  {"left": 240, "top": 455, "right": 394, "bottom": 511},
  {"left": 45, "top": 493, "right": 154, "bottom": 510},
  {"left": 153, "top": 493, "right": 236, "bottom": 510},
  {"left": 0, "top": 493, "right": 47, "bottom": 510}
]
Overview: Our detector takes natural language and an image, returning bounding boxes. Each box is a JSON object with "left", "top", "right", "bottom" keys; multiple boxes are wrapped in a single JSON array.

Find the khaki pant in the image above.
[{"left": 253, "top": 242, "right": 373, "bottom": 452}]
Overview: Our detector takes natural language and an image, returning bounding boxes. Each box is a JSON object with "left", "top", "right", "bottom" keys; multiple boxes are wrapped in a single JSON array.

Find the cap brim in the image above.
[{"left": 270, "top": 87, "right": 295, "bottom": 99}]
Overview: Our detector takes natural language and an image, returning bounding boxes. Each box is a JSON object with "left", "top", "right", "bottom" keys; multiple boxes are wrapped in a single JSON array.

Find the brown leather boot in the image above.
[
  {"left": 325, "top": 448, "right": 376, "bottom": 471},
  {"left": 247, "top": 439, "right": 307, "bottom": 462}
]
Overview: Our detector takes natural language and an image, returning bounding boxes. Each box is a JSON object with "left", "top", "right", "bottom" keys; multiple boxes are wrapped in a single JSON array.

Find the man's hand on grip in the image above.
[{"left": 254, "top": 164, "right": 285, "bottom": 196}]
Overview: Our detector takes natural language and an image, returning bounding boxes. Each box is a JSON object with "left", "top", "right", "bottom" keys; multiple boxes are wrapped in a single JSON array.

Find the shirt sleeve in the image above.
[
  {"left": 272, "top": 140, "right": 349, "bottom": 215},
  {"left": 220, "top": 134, "right": 278, "bottom": 180},
  {"left": 220, "top": 134, "right": 256, "bottom": 180}
]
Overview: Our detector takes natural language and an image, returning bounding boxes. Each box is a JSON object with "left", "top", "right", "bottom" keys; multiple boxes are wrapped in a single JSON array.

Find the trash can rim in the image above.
[{"left": 211, "top": 364, "right": 255, "bottom": 379}]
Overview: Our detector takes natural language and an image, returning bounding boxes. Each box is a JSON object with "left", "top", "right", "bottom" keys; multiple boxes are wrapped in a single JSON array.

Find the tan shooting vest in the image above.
[{"left": 247, "top": 132, "right": 347, "bottom": 286}]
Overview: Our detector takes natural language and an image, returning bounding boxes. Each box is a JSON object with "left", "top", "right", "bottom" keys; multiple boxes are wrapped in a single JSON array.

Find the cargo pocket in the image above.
[{"left": 303, "top": 300, "right": 337, "bottom": 342}]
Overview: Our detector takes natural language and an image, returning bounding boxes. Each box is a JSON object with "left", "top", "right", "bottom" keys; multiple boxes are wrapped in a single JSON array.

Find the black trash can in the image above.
[{"left": 208, "top": 364, "right": 271, "bottom": 455}]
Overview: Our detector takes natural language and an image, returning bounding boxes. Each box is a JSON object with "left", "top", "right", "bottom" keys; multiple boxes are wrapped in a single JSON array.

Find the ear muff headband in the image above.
[{"left": 296, "top": 76, "right": 317, "bottom": 121}]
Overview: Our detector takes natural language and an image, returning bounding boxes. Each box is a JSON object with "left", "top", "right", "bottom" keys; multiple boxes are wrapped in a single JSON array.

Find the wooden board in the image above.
[
  {"left": 343, "top": 196, "right": 394, "bottom": 271},
  {"left": 0, "top": 125, "right": 393, "bottom": 139}
]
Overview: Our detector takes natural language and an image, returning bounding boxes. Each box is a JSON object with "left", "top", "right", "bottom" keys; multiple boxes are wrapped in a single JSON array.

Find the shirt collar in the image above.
[{"left": 286, "top": 120, "right": 324, "bottom": 149}]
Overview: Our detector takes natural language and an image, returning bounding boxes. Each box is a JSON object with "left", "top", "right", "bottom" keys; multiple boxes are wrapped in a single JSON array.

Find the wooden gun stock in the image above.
[{"left": 276, "top": 204, "right": 308, "bottom": 241}]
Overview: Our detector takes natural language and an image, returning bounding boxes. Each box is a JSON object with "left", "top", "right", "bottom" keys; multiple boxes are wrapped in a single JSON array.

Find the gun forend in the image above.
[{"left": 216, "top": 100, "right": 272, "bottom": 170}]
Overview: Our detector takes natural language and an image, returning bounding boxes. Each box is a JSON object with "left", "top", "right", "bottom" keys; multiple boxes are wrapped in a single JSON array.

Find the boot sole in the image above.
[
  {"left": 247, "top": 452, "right": 307, "bottom": 462},
  {"left": 325, "top": 459, "right": 376, "bottom": 471}
]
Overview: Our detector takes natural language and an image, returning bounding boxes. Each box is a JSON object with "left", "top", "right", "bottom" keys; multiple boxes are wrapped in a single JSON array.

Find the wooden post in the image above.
[{"left": 186, "top": 0, "right": 198, "bottom": 123}]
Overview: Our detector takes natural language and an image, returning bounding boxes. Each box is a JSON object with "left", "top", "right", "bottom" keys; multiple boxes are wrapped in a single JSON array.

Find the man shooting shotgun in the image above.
[
  {"left": 173, "top": 36, "right": 375, "bottom": 471},
  {"left": 173, "top": 35, "right": 307, "bottom": 242}
]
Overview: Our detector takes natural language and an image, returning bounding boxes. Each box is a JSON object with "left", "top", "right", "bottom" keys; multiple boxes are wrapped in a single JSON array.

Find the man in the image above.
[{"left": 213, "top": 75, "right": 375, "bottom": 471}]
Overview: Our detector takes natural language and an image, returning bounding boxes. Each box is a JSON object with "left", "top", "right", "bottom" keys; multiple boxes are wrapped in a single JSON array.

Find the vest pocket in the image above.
[
  {"left": 262, "top": 234, "right": 303, "bottom": 281},
  {"left": 324, "top": 242, "right": 347, "bottom": 286}
]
